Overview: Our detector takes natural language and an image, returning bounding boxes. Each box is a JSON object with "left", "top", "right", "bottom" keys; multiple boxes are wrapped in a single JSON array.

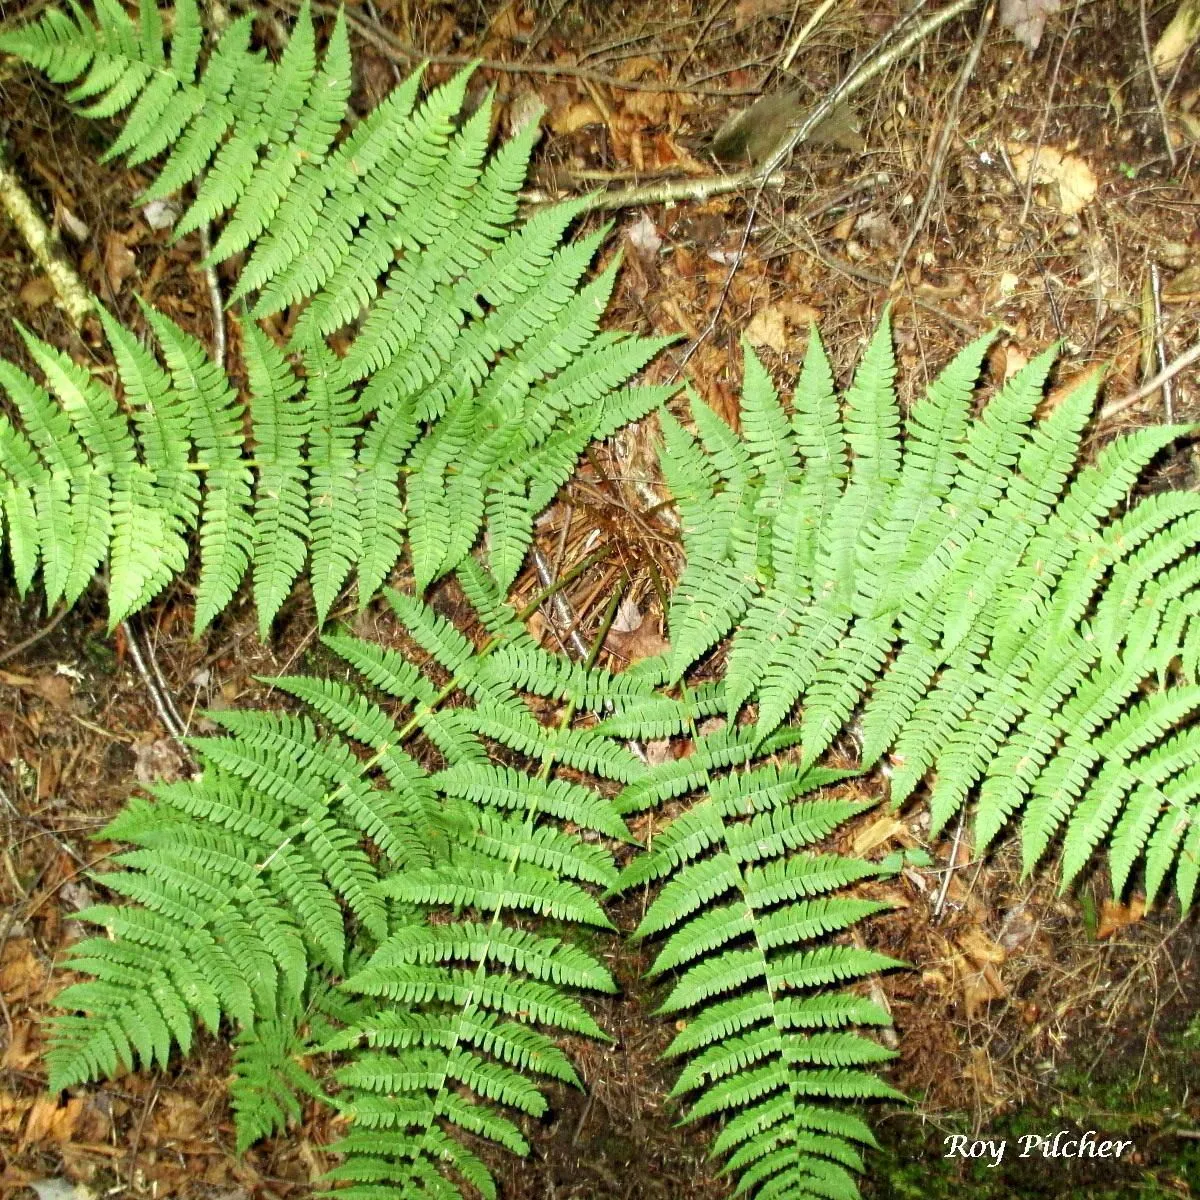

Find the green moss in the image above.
[{"left": 867, "top": 1013, "right": 1200, "bottom": 1199}]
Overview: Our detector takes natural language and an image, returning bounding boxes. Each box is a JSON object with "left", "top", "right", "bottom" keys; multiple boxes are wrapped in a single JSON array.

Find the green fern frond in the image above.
[
  {"left": 46, "top": 574, "right": 634, "bottom": 1198},
  {"left": 665, "top": 320, "right": 1200, "bottom": 910},
  {"left": 613, "top": 685, "right": 901, "bottom": 1200},
  {"left": 2, "top": 1, "right": 672, "bottom": 630}
]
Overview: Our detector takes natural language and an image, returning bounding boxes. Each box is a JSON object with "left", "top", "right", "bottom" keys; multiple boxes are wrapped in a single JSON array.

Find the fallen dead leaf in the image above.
[
  {"left": 0, "top": 668, "right": 74, "bottom": 710},
  {"left": 103, "top": 230, "right": 137, "bottom": 294},
  {"left": 133, "top": 736, "right": 188, "bottom": 784},
  {"left": 605, "top": 612, "right": 670, "bottom": 663},
  {"left": 851, "top": 816, "right": 907, "bottom": 857},
  {"left": 1, "top": 1020, "right": 41, "bottom": 1071},
  {"left": 998, "top": 0, "right": 1063, "bottom": 51},
  {"left": 20, "top": 1096, "right": 84, "bottom": 1150},
  {"left": 957, "top": 927, "right": 1006, "bottom": 967},
  {"left": 1007, "top": 144, "right": 1097, "bottom": 216},
  {"left": 643, "top": 739, "right": 674, "bottom": 766},
  {"left": 1095, "top": 895, "right": 1146, "bottom": 939},
  {"left": 1153, "top": 0, "right": 1200, "bottom": 76},
  {"left": 744, "top": 304, "right": 789, "bottom": 353},
  {"left": 550, "top": 100, "right": 604, "bottom": 134}
]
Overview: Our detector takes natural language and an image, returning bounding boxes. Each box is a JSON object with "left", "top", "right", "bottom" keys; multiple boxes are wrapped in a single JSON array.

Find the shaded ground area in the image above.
[{"left": 2, "top": 0, "right": 1200, "bottom": 1197}]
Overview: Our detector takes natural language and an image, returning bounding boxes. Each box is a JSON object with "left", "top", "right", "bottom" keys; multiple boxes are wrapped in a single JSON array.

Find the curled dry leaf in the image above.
[
  {"left": 133, "top": 736, "right": 188, "bottom": 784},
  {"left": 1095, "top": 895, "right": 1146, "bottom": 939},
  {"left": 1152, "top": 0, "right": 1200, "bottom": 77},
  {"left": 745, "top": 304, "right": 789, "bottom": 353},
  {"left": 998, "top": 0, "right": 1063, "bottom": 51},
  {"left": 1007, "top": 144, "right": 1097, "bottom": 215},
  {"left": 550, "top": 100, "right": 604, "bottom": 134},
  {"left": 625, "top": 213, "right": 662, "bottom": 259}
]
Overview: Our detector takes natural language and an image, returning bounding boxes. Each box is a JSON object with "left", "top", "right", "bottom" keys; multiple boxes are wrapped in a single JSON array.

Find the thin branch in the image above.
[
  {"left": 933, "top": 808, "right": 968, "bottom": 919},
  {"left": 1150, "top": 261, "right": 1175, "bottom": 421},
  {"left": 121, "top": 618, "right": 195, "bottom": 764},
  {"left": 0, "top": 603, "right": 70, "bottom": 666},
  {"left": 197, "top": 224, "right": 226, "bottom": 370},
  {"left": 0, "top": 140, "right": 92, "bottom": 328},
  {"left": 890, "top": 2, "right": 994, "bottom": 285},
  {"left": 1140, "top": 0, "right": 1178, "bottom": 170},
  {"left": 531, "top": 546, "right": 592, "bottom": 662},
  {"left": 1099, "top": 334, "right": 1200, "bottom": 419},
  {"left": 577, "top": 0, "right": 979, "bottom": 212},
  {"left": 268, "top": 0, "right": 770, "bottom": 97},
  {"left": 780, "top": 0, "right": 837, "bottom": 73}
]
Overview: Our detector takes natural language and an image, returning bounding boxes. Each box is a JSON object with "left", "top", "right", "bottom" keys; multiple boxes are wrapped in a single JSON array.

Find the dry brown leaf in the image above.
[
  {"left": 851, "top": 816, "right": 907, "bottom": 857},
  {"left": 133, "top": 736, "right": 188, "bottom": 785},
  {"left": 1002, "top": 344, "right": 1030, "bottom": 381},
  {"left": 102, "top": 231, "right": 137, "bottom": 294},
  {"left": 20, "top": 1096, "right": 84, "bottom": 1149},
  {"left": 961, "top": 957, "right": 1007, "bottom": 1020},
  {"left": 1, "top": 1021, "right": 41, "bottom": 1071},
  {"left": 644, "top": 739, "right": 674, "bottom": 766},
  {"left": 1007, "top": 144, "right": 1097, "bottom": 216},
  {"left": 1153, "top": 0, "right": 1200, "bottom": 76},
  {"left": 605, "top": 612, "right": 670, "bottom": 663},
  {"left": 0, "top": 939, "right": 47, "bottom": 1002},
  {"left": 744, "top": 305, "right": 789, "bottom": 353},
  {"left": 622, "top": 89, "right": 671, "bottom": 123},
  {"left": 958, "top": 927, "right": 1007, "bottom": 967},
  {"left": 0, "top": 668, "right": 74, "bottom": 709},
  {"left": 550, "top": 101, "right": 604, "bottom": 134},
  {"left": 998, "top": 0, "right": 1063, "bottom": 51},
  {"left": 998, "top": 902, "right": 1039, "bottom": 951},
  {"left": 1095, "top": 895, "right": 1146, "bottom": 939}
]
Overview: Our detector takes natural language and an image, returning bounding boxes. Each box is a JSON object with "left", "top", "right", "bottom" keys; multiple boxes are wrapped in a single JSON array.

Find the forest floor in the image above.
[{"left": 1, "top": 0, "right": 1200, "bottom": 1197}]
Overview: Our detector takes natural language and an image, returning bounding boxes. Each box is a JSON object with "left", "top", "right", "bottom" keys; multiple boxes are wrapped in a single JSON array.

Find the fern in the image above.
[
  {"left": 46, "top": 568, "right": 650, "bottom": 1197},
  {"left": 662, "top": 321, "right": 1200, "bottom": 909},
  {"left": 606, "top": 694, "right": 904, "bottom": 1200},
  {"left": 0, "top": 0, "right": 672, "bottom": 632},
  {"left": 13, "top": 1, "right": 1199, "bottom": 1195}
]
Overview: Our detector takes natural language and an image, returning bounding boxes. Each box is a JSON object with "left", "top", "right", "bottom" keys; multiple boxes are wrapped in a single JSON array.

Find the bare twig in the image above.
[
  {"left": 197, "top": 224, "right": 226, "bottom": 370},
  {"left": 891, "top": 2, "right": 995, "bottom": 286},
  {"left": 933, "top": 808, "right": 967, "bottom": 918},
  {"left": 268, "top": 0, "right": 769, "bottom": 97},
  {"left": 788, "top": 223, "right": 983, "bottom": 335},
  {"left": 672, "top": 180, "right": 766, "bottom": 378},
  {"left": 121, "top": 618, "right": 194, "bottom": 760},
  {"left": 1099, "top": 334, "right": 1200, "bottom": 419},
  {"left": 1140, "top": 0, "right": 1178, "bottom": 170},
  {"left": 659, "top": 0, "right": 979, "bottom": 372},
  {"left": 779, "top": 0, "right": 837, "bottom": 73},
  {"left": 1150, "top": 261, "right": 1175, "bottom": 421},
  {"left": 531, "top": 546, "right": 592, "bottom": 661},
  {"left": 0, "top": 603, "right": 70, "bottom": 666},
  {"left": 579, "top": 0, "right": 978, "bottom": 213},
  {"left": 0, "top": 140, "right": 92, "bottom": 327}
]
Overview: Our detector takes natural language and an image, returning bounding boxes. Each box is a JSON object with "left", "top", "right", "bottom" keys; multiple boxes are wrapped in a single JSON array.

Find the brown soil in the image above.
[{"left": 2, "top": 0, "right": 1200, "bottom": 1198}]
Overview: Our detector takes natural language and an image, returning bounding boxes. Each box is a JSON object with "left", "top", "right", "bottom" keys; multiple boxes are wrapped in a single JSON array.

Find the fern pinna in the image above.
[
  {"left": 657, "top": 316, "right": 1200, "bottom": 909},
  {"left": 48, "top": 562, "right": 652, "bottom": 1198},
  {"left": 0, "top": 0, "right": 672, "bottom": 634}
]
